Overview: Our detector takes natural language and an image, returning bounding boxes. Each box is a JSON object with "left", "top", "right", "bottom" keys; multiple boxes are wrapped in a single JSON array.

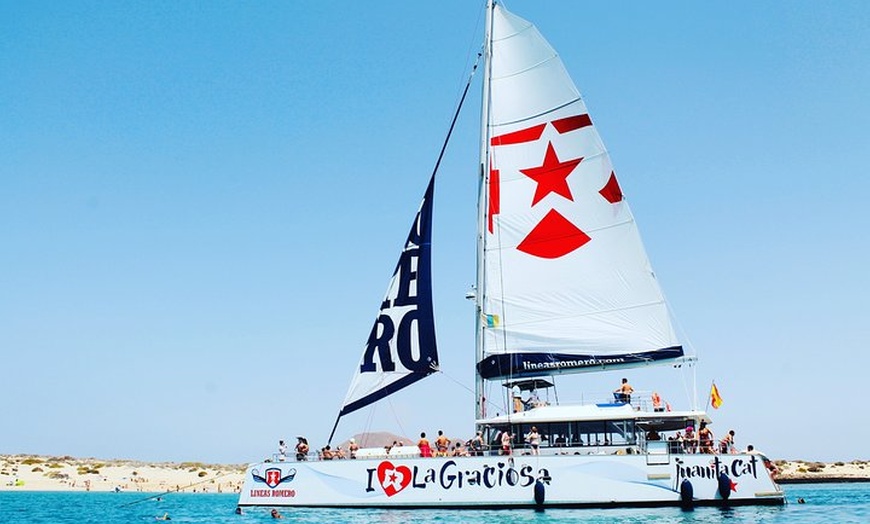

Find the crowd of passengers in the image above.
[
  {"left": 284, "top": 424, "right": 740, "bottom": 462},
  {"left": 276, "top": 421, "right": 742, "bottom": 462},
  {"left": 647, "top": 422, "right": 739, "bottom": 455}
]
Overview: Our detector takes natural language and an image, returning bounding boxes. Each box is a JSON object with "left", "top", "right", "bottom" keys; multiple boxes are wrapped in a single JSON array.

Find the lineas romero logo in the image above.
[{"left": 366, "top": 460, "right": 551, "bottom": 497}]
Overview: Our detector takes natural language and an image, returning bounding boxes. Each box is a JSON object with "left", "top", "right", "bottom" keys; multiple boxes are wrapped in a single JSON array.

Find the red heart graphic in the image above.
[{"left": 376, "top": 461, "right": 412, "bottom": 497}]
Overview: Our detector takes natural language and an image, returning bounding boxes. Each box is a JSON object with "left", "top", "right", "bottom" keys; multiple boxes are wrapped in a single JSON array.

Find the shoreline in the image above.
[
  {"left": 2, "top": 454, "right": 868, "bottom": 492},
  {"left": 776, "top": 477, "right": 870, "bottom": 484}
]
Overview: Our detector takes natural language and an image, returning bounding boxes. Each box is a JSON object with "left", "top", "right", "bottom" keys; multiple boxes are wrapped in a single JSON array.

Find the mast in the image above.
[{"left": 475, "top": 0, "right": 495, "bottom": 424}]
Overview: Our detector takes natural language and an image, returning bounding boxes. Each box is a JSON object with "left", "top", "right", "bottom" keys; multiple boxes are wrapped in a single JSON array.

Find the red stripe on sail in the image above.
[
  {"left": 552, "top": 114, "right": 592, "bottom": 134},
  {"left": 490, "top": 124, "right": 546, "bottom": 146},
  {"left": 488, "top": 166, "right": 500, "bottom": 233}
]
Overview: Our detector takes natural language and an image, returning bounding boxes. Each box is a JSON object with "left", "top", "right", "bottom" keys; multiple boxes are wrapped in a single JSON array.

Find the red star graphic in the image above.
[
  {"left": 730, "top": 479, "right": 738, "bottom": 492},
  {"left": 519, "top": 142, "right": 583, "bottom": 206}
]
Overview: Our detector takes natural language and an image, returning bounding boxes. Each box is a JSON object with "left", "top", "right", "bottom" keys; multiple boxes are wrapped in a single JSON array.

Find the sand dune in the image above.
[{"left": 0, "top": 454, "right": 245, "bottom": 493}]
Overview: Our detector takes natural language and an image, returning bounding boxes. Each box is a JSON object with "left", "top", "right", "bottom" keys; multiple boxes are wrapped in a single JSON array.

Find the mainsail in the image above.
[
  {"left": 338, "top": 175, "right": 439, "bottom": 418},
  {"left": 477, "top": 5, "right": 683, "bottom": 380}
]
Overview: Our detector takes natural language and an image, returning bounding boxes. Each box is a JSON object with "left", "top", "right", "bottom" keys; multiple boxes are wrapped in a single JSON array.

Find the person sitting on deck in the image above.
[
  {"left": 719, "top": 430, "right": 736, "bottom": 454},
  {"left": 613, "top": 378, "right": 634, "bottom": 404}
]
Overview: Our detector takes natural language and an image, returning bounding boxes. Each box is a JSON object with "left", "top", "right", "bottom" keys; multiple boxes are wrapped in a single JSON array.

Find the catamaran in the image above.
[{"left": 238, "top": 0, "right": 784, "bottom": 509}]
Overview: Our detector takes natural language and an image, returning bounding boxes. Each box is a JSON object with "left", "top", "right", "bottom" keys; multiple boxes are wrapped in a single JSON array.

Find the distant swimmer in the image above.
[
  {"left": 156, "top": 513, "right": 171, "bottom": 521},
  {"left": 271, "top": 508, "right": 284, "bottom": 519}
]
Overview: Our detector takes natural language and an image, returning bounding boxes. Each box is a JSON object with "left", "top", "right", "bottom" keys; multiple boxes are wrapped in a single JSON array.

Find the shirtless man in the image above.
[
  {"left": 614, "top": 378, "right": 634, "bottom": 404},
  {"left": 435, "top": 430, "right": 450, "bottom": 457}
]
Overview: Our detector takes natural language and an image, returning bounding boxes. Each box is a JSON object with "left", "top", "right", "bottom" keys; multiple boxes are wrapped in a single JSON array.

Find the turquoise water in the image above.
[{"left": 0, "top": 483, "right": 867, "bottom": 523}]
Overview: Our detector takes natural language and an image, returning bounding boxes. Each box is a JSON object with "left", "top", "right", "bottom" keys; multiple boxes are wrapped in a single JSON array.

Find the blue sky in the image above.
[{"left": 2, "top": 0, "right": 868, "bottom": 464}]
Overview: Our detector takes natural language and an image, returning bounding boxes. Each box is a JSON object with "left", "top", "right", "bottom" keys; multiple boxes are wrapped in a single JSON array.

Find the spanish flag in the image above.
[{"left": 710, "top": 383, "right": 723, "bottom": 409}]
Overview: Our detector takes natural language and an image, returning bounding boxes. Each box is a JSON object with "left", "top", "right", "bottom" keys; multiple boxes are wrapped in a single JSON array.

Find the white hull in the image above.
[{"left": 238, "top": 453, "right": 783, "bottom": 508}]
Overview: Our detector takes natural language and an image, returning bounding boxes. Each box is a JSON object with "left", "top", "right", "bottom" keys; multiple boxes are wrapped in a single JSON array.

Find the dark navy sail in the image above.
[{"left": 338, "top": 175, "right": 438, "bottom": 417}]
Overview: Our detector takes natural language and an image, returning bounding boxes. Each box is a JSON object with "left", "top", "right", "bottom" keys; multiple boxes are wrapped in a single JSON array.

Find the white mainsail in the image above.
[{"left": 477, "top": 5, "right": 682, "bottom": 380}]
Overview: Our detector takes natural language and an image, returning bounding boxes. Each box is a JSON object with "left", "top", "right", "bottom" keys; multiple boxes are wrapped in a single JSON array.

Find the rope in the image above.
[{"left": 118, "top": 468, "right": 241, "bottom": 507}]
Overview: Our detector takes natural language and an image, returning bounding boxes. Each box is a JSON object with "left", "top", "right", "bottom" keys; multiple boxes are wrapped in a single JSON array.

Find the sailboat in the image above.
[{"left": 239, "top": 1, "right": 784, "bottom": 509}]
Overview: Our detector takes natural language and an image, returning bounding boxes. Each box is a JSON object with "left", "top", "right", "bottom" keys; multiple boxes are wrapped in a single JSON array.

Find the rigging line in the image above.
[
  {"left": 429, "top": 52, "right": 481, "bottom": 183},
  {"left": 385, "top": 397, "right": 410, "bottom": 442},
  {"left": 118, "top": 468, "right": 240, "bottom": 507},
  {"left": 492, "top": 209, "right": 513, "bottom": 424},
  {"left": 452, "top": 0, "right": 487, "bottom": 109},
  {"left": 437, "top": 369, "right": 506, "bottom": 418}
]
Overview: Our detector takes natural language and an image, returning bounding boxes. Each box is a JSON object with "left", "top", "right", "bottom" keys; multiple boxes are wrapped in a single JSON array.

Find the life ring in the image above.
[{"left": 679, "top": 479, "right": 694, "bottom": 510}]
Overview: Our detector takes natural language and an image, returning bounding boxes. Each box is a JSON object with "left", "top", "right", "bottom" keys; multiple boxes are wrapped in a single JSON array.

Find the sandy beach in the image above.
[
  {"left": 0, "top": 455, "right": 245, "bottom": 493},
  {"left": 773, "top": 459, "right": 870, "bottom": 483},
  {"left": 1, "top": 454, "right": 866, "bottom": 492}
]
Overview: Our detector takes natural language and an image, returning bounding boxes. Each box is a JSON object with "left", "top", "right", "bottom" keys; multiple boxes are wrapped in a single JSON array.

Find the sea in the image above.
[{"left": 0, "top": 483, "right": 867, "bottom": 524}]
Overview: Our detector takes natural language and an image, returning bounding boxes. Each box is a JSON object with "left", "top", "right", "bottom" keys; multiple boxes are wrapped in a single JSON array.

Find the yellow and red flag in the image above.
[{"left": 710, "top": 383, "right": 723, "bottom": 409}]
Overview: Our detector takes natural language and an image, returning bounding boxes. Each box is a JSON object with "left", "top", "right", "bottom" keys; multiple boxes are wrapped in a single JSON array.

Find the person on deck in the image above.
[
  {"left": 435, "top": 430, "right": 450, "bottom": 457},
  {"left": 526, "top": 426, "right": 541, "bottom": 455},
  {"left": 348, "top": 438, "right": 360, "bottom": 459},
  {"left": 277, "top": 440, "right": 287, "bottom": 461},
  {"left": 613, "top": 378, "right": 634, "bottom": 404},
  {"left": 651, "top": 391, "right": 663, "bottom": 412},
  {"left": 512, "top": 385, "right": 523, "bottom": 413},
  {"left": 683, "top": 426, "right": 697, "bottom": 453},
  {"left": 295, "top": 437, "right": 309, "bottom": 461},
  {"left": 501, "top": 430, "right": 513, "bottom": 455},
  {"left": 698, "top": 421, "right": 715, "bottom": 454},
  {"left": 470, "top": 431, "right": 484, "bottom": 456},
  {"left": 418, "top": 432, "right": 433, "bottom": 457},
  {"left": 719, "top": 430, "right": 736, "bottom": 454}
]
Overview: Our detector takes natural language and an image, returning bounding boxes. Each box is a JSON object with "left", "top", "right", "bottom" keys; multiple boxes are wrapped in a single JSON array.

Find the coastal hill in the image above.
[{"left": 1, "top": 454, "right": 867, "bottom": 492}]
